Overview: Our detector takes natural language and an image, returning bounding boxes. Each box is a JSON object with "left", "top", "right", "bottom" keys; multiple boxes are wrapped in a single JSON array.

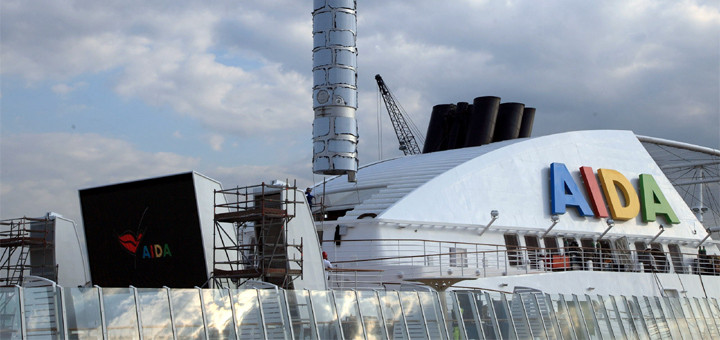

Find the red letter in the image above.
[{"left": 580, "top": 166, "right": 609, "bottom": 218}]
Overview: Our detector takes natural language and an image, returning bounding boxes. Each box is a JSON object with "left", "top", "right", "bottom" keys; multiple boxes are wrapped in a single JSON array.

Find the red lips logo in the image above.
[{"left": 118, "top": 232, "right": 143, "bottom": 254}]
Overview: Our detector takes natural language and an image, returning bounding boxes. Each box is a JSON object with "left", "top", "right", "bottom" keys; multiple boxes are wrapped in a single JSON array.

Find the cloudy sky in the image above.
[{"left": 1, "top": 0, "right": 719, "bottom": 226}]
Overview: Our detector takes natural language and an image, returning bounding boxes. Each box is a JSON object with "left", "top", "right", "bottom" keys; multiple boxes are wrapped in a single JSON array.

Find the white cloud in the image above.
[{"left": 0, "top": 133, "right": 199, "bottom": 224}]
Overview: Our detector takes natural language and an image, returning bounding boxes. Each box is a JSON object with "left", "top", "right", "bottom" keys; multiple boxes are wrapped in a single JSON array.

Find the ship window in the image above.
[
  {"left": 504, "top": 234, "right": 521, "bottom": 266},
  {"left": 650, "top": 243, "right": 669, "bottom": 273},
  {"left": 581, "top": 238, "right": 598, "bottom": 269},
  {"left": 597, "top": 240, "right": 619, "bottom": 271},
  {"left": 668, "top": 244, "right": 685, "bottom": 274},
  {"left": 524, "top": 236, "right": 540, "bottom": 269},
  {"left": 449, "top": 248, "right": 468, "bottom": 267},
  {"left": 543, "top": 237, "right": 559, "bottom": 255}
]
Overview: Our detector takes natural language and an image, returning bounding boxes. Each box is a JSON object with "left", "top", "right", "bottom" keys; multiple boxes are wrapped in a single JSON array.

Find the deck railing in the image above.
[{"left": 321, "top": 239, "right": 720, "bottom": 287}]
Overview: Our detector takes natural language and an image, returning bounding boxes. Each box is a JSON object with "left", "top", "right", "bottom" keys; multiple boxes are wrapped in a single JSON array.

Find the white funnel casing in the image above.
[{"left": 312, "top": 0, "right": 358, "bottom": 181}]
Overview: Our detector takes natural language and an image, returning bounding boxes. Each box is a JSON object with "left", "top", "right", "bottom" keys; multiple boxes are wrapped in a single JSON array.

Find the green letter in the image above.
[{"left": 639, "top": 174, "right": 680, "bottom": 224}]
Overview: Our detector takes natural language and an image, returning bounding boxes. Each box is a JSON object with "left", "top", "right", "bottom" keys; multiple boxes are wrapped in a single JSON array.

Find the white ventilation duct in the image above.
[{"left": 312, "top": 0, "right": 358, "bottom": 182}]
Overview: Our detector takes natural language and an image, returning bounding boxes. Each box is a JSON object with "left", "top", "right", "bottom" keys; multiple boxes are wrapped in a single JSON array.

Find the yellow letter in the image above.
[{"left": 598, "top": 169, "right": 639, "bottom": 220}]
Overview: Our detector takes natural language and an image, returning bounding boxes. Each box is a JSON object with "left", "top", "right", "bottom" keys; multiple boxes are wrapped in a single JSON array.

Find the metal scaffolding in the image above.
[
  {"left": 0, "top": 217, "right": 56, "bottom": 287},
  {"left": 211, "top": 181, "right": 303, "bottom": 289}
]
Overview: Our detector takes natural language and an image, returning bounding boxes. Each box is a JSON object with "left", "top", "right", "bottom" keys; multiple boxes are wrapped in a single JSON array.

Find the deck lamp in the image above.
[
  {"left": 598, "top": 218, "right": 615, "bottom": 240},
  {"left": 478, "top": 210, "right": 499, "bottom": 237},
  {"left": 698, "top": 226, "right": 720, "bottom": 247},
  {"left": 541, "top": 215, "right": 560, "bottom": 238},
  {"left": 648, "top": 225, "right": 665, "bottom": 244}
]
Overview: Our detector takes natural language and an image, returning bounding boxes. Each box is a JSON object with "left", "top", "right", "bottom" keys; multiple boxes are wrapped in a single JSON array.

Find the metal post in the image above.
[
  {"left": 330, "top": 291, "right": 345, "bottom": 340},
  {"left": 415, "top": 291, "right": 433, "bottom": 339},
  {"left": 373, "top": 291, "right": 391, "bottom": 340},
  {"left": 164, "top": 287, "right": 178, "bottom": 340},
  {"left": 130, "top": 286, "right": 144, "bottom": 340},
  {"left": 396, "top": 291, "right": 411, "bottom": 340},
  {"left": 196, "top": 287, "right": 210, "bottom": 340},
  {"left": 306, "top": 290, "right": 321, "bottom": 340},
  {"left": 227, "top": 289, "right": 240, "bottom": 340},
  {"left": 353, "top": 291, "right": 368, "bottom": 340},
  {"left": 95, "top": 286, "right": 108, "bottom": 340},
  {"left": 255, "top": 289, "right": 269, "bottom": 340},
  {"left": 17, "top": 285, "right": 27, "bottom": 339},
  {"left": 58, "top": 285, "right": 69, "bottom": 340}
]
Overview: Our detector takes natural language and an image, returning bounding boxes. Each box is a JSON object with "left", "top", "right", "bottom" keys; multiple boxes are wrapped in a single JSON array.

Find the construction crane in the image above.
[{"left": 375, "top": 74, "right": 425, "bottom": 155}]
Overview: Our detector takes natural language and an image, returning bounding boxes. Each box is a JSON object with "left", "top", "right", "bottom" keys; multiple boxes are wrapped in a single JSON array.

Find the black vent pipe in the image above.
[
  {"left": 465, "top": 96, "right": 500, "bottom": 147},
  {"left": 422, "top": 104, "right": 456, "bottom": 153},
  {"left": 493, "top": 102, "right": 525, "bottom": 142},
  {"left": 518, "top": 107, "right": 535, "bottom": 138},
  {"left": 447, "top": 102, "right": 470, "bottom": 150}
]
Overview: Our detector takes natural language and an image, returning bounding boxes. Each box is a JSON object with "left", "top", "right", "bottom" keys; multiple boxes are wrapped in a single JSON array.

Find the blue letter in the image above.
[{"left": 550, "top": 163, "right": 594, "bottom": 216}]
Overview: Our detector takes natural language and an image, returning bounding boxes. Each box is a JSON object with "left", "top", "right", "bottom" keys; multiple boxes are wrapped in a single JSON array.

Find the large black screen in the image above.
[{"left": 80, "top": 172, "right": 208, "bottom": 287}]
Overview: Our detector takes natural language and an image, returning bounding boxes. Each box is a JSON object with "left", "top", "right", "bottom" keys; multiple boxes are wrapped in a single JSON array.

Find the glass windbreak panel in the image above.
[
  {"left": 662, "top": 297, "right": 692, "bottom": 339},
  {"left": 356, "top": 290, "right": 388, "bottom": 340},
  {"left": 626, "top": 296, "right": 651, "bottom": 339},
  {"left": 23, "top": 286, "right": 60, "bottom": 337},
  {"left": 378, "top": 291, "right": 408, "bottom": 340},
  {"left": 102, "top": 288, "right": 140, "bottom": 339},
  {"left": 333, "top": 291, "right": 364, "bottom": 340},
  {"left": 490, "top": 293, "right": 517, "bottom": 340},
  {"left": 694, "top": 297, "right": 718, "bottom": 337},
  {"left": 285, "top": 290, "right": 316, "bottom": 340},
  {"left": 202, "top": 289, "right": 237, "bottom": 339},
  {"left": 635, "top": 296, "right": 659, "bottom": 339},
  {"left": 682, "top": 297, "right": 706, "bottom": 337},
  {"left": 309, "top": 290, "right": 342, "bottom": 339},
  {"left": 518, "top": 293, "right": 547, "bottom": 339},
  {"left": 258, "top": 289, "right": 292, "bottom": 340},
  {"left": 506, "top": 294, "right": 532, "bottom": 339},
  {"left": 399, "top": 292, "right": 428, "bottom": 340},
  {"left": 645, "top": 296, "right": 671, "bottom": 339},
  {"left": 707, "top": 298, "right": 720, "bottom": 332},
  {"left": 454, "top": 291, "right": 481, "bottom": 340},
  {"left": 64, "top": 287, "right": 102, "bottom": 339},
  {"left": 564, "top": 296, "right": 589, "bottom": 340},
  {"left": 598, "top": 295, "right": 625, "bottom": 339},
  {"left": 137, "top": 288, "right": 173, "bottom": 339},
  {"left": 476, "top": 292, "right": 501, "bottom": 340},
  {"left": 418, "top": 291, "right": 445, "bottom": 339},
  {"left": 577, "top": 295, "right": 601, "bottom": 340},
  {"left": 0, "top": 287, "right": 22, "bottom": 339},
  {"left": 170, "top": 289, "right": 206, "bottom": 340},
  {"left": 540, "top": 294, "right": 562, "bottom": 340},
  {"left": 231, "top": 289, "right": 263, "bottom": 340},
  {"left": 651, "top": 296, "right": 679, "bottom": 340},
  {"left": 588, "top": 296, "right": 612, "bottom": 339},
  {"left": 613, "top": 296, "right": 639, "bottom": 339},
  {"left": 549, "top": 294, "right": 574, "bottom": 340}
]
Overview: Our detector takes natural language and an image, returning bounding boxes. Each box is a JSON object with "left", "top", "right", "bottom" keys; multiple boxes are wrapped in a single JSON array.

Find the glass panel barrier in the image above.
[
  {"left": 477, "top": 292, "right": 501, "bottom": 340},
  {"left": 309, "top": 290, "right": 342, "bottom": 339},
  {"left": 101, "top": 287, "right": 140, "bottom": 339},
  {"left": 636, "top": 296, "right": 659, "bottom": 339},
  {"left": 356, "top": 291, "right": 388, "bottom": 340},
  {"left": 333, "top": 291, "right": 364, "bottom": 340},
  {"left": 548, "top": 294, "right": 575, "bottom": 340},
  {"left": 588, "top": 295, "right": 613, "bottom": 340},
  {"left": 626, "top": 296, "right": 650, "bottom": 340},
  {"left": 0, "top": 287, "right": 23, "bottom": 339},
  {"left": 679, "top": 297, "right": 701, "bottom": 338},
  {"left": 491, "top": 292, "right": 517, "bottom": 340},
  {"left": 378, "top": 291, "right": 408, "bottom": 340},
  {"left": 231, "top": 289, "right": 263, "bottom": 340},
  {"left": 563, "top": 295, "right": 588, "bottom": 340},
  {"left": 611, "top": 295, "right": 638, "bottom": 339},
  {"left": 201, "top": 288, "right": 236, "bottom": 339},
  {"left": 682, "top": 297, "right": 707, "bottom": 337},
  {"left": 506, "top": 294, "right": 533, "bottom": 339},
  {"left": 417, "top": 291, "right": 446, "bottom": 339},
  {"left": 645, "top": 296, "right": 671, "bottom": 339},
  {"left": 453, "top": 291, "right": 481, "bottom": 340},
  {"left": 694, "top": 297, "right": 718, "bottom": 337},
  {"left": 539, "top": 294, "right": 562, "bottom": 340},
  {"left": 399, "top": 291, "right": 428, "bottom": 340},
  {"left": 169, "top": 289, "right": 206, "bottom": 340},
  {"left": 23, "top": 286, "right": 61, "bottom": 338},
  {"left": 258, "top": 289, "right": 292, "bottom": 340},
  {"left": 577, "top": 295, "right": 600, "bottom": 340},
  {"left": 662, "top": 297, "right": 691, "bottom": 339},
  {"left": 137, "top": 288, "right": 174, "bottom": 339},
  {"left": 284, "top": 290, "right": 316, "bottom": 340},
  {"left": 598, "top": 295, "right": 624, "bottom": 339},
  {"left": 64, "top": 287, "right": 103, "bottom": 339}
]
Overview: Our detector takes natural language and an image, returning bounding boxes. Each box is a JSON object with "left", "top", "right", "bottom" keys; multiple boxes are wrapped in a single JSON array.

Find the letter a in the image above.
[
  {"left": 639, "top": 174, "right": 680, "bottom": 224},
  {"left": 142, "top": 246, "right": 151, "bottom": 259},
  {"left": 164, "top": 244, "right": 172, "bottom": 257},
  {"left": 550, "top": 163, "right": 594, "bottom": 216}
]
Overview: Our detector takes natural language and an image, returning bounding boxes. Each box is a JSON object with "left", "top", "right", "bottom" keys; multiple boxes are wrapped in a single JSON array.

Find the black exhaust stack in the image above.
[{"left": 492, "top": 102, "right": 524, "bottom": 142}]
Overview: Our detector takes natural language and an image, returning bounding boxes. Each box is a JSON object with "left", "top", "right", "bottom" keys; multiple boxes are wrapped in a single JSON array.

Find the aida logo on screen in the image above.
[
  {"left": 549, "top": 162, "right": 679, "bottom": 224},
  {"left": 118, "top": 231, "right": 173, "bottom": 259}
]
